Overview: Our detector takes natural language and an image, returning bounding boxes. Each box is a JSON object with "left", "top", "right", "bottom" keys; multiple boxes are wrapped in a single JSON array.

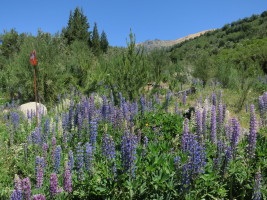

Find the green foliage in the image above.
[
  {"left": 62, "top": 7, "right": 90, "bottom": 44},
  {"left": 104, "top": 30, "right": 149, "bottom": 100},
  {"left": 91, "top": 23, "right": 101, "bottom": 56},
  {"left": 100, "top": 31, "right": 109, "bottom": 53}
]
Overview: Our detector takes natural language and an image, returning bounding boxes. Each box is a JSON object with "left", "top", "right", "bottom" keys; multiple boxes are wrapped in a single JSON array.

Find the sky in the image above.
[{"left": 0, "top": 0, "right": 266, "bottom": 47}]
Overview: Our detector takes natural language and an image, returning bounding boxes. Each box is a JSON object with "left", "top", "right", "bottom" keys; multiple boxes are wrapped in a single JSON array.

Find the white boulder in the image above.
[{"left": 18, "top": 102, "right": 47, "bottom": 118}]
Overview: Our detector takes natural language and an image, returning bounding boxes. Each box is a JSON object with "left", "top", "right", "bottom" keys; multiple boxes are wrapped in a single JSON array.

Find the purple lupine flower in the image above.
[
  {"left": 68, "top": 150, "right": 74, "bottom": 171},
  {"left": 31, "top": 127, "right": 42, "bottom": 146},
  {"left": 10, "top": 112, "right": 20, "bottom": 132},
  {"left": 217, "top": 101, "right": 224, "bottom": 140},
  {"left": 210, "top": 105, "right": 217, "bottom": 144},
  {"left": 63, "top": 161, "right": 72, "bottom": 193},
  {"left": 54, "top": 145, "right": 61, "bottom": 173},
  {"left": 50, "top": 173, "right": 62, "bottom": 198},
  {"left": 202, "top": 107, "right": 207, "bottom": 137},
  {"left": 35, "top": 156, "right": 45, "bottom": 188},
  {"left": 35, "top": 156, "right": 44, "bottom": 176},
  {"left": 247, "top": 105, "right": 257, "bottom": 159},
  {"left": 224, "top": 123, "right": 231, "bottom": 142},
  {"left": 181, "top": 118, "right": 190, "bottom": 152},
  {"left": 102, "top": 134, "right": 116, "bottom": 160},
  {"left": 10, "top": 190, "right": 23, "bottom": 200},
  {"left": 182, "top": 92, "right": 187, "bottom": 105},
  {"left": 90, "top": 117, "right": 98, "bottom": 151},
  {"left": 115, "top": 109, "right": 124, "bottom": 129},
  {"left": 222, "top": 146, "right": 233, "bottom": 175},
  {"left": 76, "top": 142, "right": 84, "bottom": 180},
  {"left": 88, "top": 95, "right": 95, "bottom": 120},
  {"left": 10, "top": 175, "right": 23, "bottom": 200},
  {"left": 101, "top": 96, "right": 109, "bottom": 120},
  {"left": 259, "top": 95, "right": 265, "bottom": 126},
  {"left": 195, "top": 110, "right": 202, "bottom": 140},
  {"left": 36, "top": 166, "right": 44, "bottom": 188},
  {"left": 42, "top": 143, "right": 48, "bottom": 166},
  {"left": 68, "top": 99, "right": 74, "bottom": 131},
  {"left": 14, "top": 175, "right": 22, "bottom": 191},
  {"left": 32, "top": 194, "right": 46, "bottom": 200},
  {"left": 211, "top": 92, "right": 216, "bottom": 106},
  {"left": 62, "top": 131, "right": 69, "bottom": 149},
  {"left": 22, "top": 178, "right": 31, "bottom": 200},
  {"left": 181, "top": 134, "right": 206, "bottom": 191},
  {"left": 84, "top": 142, "right": 93, "bottom": 172},
  {"left": 230, "top": 118, "right": 240, "bottom": 158},
  {"left": 213, "top": 140, "right": 225, "bottom": 169},
  {"left": 122, "top": 102, "right": 130, "bottom": 121},
  {"left": 121, "top": 132, "right": 137, "bottom": 177},
  {"left": 222, "top": 104, "right": 227, "bottom": 123},
  {"left": 252, "top": 171, "right": 262, "bottom": 200},
  {"left": 43, "top": 118, "right": 50, "bottom": 139}
]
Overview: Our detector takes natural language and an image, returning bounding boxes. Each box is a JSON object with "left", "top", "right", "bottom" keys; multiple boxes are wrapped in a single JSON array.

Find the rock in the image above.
[
  {"left": 183, "top": 106, "right": 195, "bottom": 120},
  {"left": 18, "top": 102, "right": 47, "bottom": 118}
]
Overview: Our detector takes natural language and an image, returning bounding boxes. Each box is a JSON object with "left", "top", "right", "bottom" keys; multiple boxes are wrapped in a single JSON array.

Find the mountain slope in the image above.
[{"left": 137, "top": 29, "right": 215, "bottom": 50}]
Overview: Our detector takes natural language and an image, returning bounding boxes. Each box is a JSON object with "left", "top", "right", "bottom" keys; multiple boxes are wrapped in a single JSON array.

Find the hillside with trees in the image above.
[{"left": 0, "top": 8, "right": 267, "bottom": 107}]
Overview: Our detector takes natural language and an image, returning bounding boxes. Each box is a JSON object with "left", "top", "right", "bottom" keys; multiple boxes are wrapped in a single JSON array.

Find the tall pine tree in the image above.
[
  {"left": 100, "top": 31, "right": 109, "bottom": 53},
  {"left": 91, "top": 22, "right": 101, "bottom": 56},
  {"left": 63, "top": 7, "right": 90, "bottom": 44}
]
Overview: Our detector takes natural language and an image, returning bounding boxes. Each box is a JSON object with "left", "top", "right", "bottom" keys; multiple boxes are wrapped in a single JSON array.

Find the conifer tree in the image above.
[
  {"left": 100, "top": 31, "right": 109, "bottom": 53},
  {"left": 63, "top": 7, "right": 90, "bottom": 44},
  {"left": 91, "top": 22, "right": 101, "bottom": 56}
]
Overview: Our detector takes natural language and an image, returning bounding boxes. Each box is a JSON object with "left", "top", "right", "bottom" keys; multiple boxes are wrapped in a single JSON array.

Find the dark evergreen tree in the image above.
[
  {"left": 91, "top": 22, "right": 101, "bottom": 56},
  {"left": 62, "top": 7, "right": 90, "bottom": 44},
  {"left": 100, "top": 30, "right": 109, "bottom": 53}
]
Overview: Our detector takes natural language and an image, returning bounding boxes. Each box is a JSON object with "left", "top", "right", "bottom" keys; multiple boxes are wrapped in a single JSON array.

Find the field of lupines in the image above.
[{"left": 1, "top": 88, "right": 267, "bottom": 200}]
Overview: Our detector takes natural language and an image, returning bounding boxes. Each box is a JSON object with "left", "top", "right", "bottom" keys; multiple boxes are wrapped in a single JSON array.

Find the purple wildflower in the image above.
[
  {"left": 54, "top": 145, "right": 61, "bottom": 173},
  {"left": 217, "top": 101, "right": 224, "bottom": 140},
  {"left": 230, "top": 118, "right": 240, "bottom": 158},
  {"left": 210, "top": 105, "right": 217, "bottom": 144},
  {"left": 42, "top": 143, "right": 48, "bottom": 166},
  {"left": 50, "top": 173, "right": 62, "bottom": 198},
  {"left": 252, "top": 171, "right": 262, "bottom": 200},
  {"left": 63, "top": 161, "right": 72, "bottom": 193},
  {"left": 247, "top": 105, "right": 257, "bottom": 159},
  {"left": 68, "top": 150, "right": 74, "bottom": 171},
  {"left": 10, "top": 191, "right": 23, "bottom": 200},
  {"left": 181, "top": 135, "right": 206, "bottom": 191},
  {"left": 32, "top": 194, "right": 46, "bottom": 200},
  {"left": 195, "top": 110, "right": 202, "bottom": 140},
  {"left": 202, "top": 107, "right": 207, "bottom": 137},
  {"left": 181, "top": 119, "right": 190, "bottom": 152},
  {"left": 76, "top": 142, "right": 84, "bottom": 180},
  {"left": 121, "top": 132, "right": 137, "bottom": 177},
  {"left": 22, "top": 178, "right": 31, "bottom": 200},
  {"left": 85, "top": 142, "right": 94, "bottom": 173},
  {"left": 211, "top": 92, "right": 216, "bottom": 106},
  {"left": 102, "top": 134, "right": 116, "bottom": 160},
  {"left": 90, "top": 117, "right": 98, "bottom": 151},
  {"left": 36, "top": 166, "right": 44, "bottom": 188}
]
